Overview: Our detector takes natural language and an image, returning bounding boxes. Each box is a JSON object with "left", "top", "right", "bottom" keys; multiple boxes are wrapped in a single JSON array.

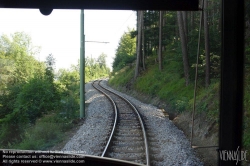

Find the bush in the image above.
[
  {"left": 0, "top": 76, "right": 62, "bottom": 147},
  {"left": 0, "top": 110, "right": 28, "bottom": 146},
  {"left": 109, "top": 66, "right": 134, "bottom": 87},
  {"left": 15, "top": 77, "right": 60, "bottom": 124},
  {"left": 13, "top": 121, "right": 64, "bottom": 150}
]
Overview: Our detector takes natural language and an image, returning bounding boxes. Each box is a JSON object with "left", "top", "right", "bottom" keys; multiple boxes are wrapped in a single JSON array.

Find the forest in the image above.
[
  {"left": 0, "top": 0, "right": 249, "bottom": 163},
  {"left": 0, "top": 32, "right": 110, "bottom": 149},
  {"left": 109, "top": 0, "right": 250, "bottom": 161}
]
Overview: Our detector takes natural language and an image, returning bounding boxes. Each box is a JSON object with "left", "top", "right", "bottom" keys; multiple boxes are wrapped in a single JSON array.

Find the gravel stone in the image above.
[
  {"left": 61, "top": 82, "right": 113, "bottom": 156},
  {"left": 100, "top": 80, "right": 203, "bottom": 166},
  {"left": 61, "top": 80, "right": 203, "bottom": 165}
]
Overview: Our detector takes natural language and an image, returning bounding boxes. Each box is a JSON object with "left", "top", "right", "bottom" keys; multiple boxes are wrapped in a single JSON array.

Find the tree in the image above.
[
  {"left": 45, "top": 54, "right": 56, "bottom": 83},
  {"left": 0, "top": 58, "right": 15, "bottom": 89},
  {"left": 177, "top": 11, "right": 189, "bottom": 86},
  {"left": 112, "top": 7, "right": 222, "bottom": 85},
  {"left": 45, "top": 53, "right": 56, "bottom": 70},
  {"left": 0, "top": 32, "right": 60, "bottom": 146},
  {"left": 97, "top": 53, "right": 107, "bottom": 68},
  {"left": 84, "top": 54, "right": 110, "bottom": 82},
  {"left": 57, "top": 68, "right": 80, "bottom": 92},
  {"left": 135, "top": 10, "right": 143, "bottom": 78},
  {"left": 158, "top": 11, "right": 163, "bottom": 71},
  {"left": 142, "top": 11, "right": 146, "bottom": 70},
  {"left": 182, "top": 11, "right": 188, "bottom": 42},
  {"left": 204, "top": 0, "right": 211, "bottom": 87},
  {"left": 190, "top": 11, "right": 194, "bottom": 34},
  {"left": 113, "top": 28, "right": 136, "bottom": 71},
  {"left": 0, "top": 32, "right": 43, "bottom": 84},
  {"left": 142, "top": 11, "right": 160, "bottom": 57},
  {"left": 15, "top": 77, "right": 60, "bottom": 124},
  {"left": 0, "top": 32, "right": 45, "bottom": 117}
]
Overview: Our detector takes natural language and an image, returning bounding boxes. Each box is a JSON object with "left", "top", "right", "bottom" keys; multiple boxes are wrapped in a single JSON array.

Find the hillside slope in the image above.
[{"left": 109, "top": 56, "right": 221, "bottom": 165}]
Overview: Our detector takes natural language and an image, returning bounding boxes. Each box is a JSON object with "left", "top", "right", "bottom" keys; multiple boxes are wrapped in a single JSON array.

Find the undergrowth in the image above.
[
  {"left": 109, "top": 50, "right": 250, "bottom": 159},
  {"left": 109, "top": 52, "right": 220, "bottom": 119},
  {"left": 10, "top": 110, "right": 75, "bottom": 150},
  {"left": 109, "top": 65, "right": 134, "bottom": 87},
  {"left": 110, "top": 49, "right": 250, "bottom": 164}
]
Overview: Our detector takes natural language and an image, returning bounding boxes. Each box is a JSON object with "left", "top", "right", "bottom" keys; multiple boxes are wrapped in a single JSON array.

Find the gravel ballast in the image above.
[
  {"left": 62, "top": 82, "right": 113, "bottom": 156},
  {"left": 62, "top": 80, "right": 203, "bottom": 165}
]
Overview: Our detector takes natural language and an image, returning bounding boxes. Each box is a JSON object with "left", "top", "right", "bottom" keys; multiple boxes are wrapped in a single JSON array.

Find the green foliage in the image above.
[
  {"left": 0, "top": 32, "right": 43, "bottom": 84},
  {"left": 0, "top": 31, "right": 109, "bottom": 150},
  {"left": 0, "top": 84, "right": 23, "bottom": 119},
  {"left": 191, "top": 53, "right": 220, "bottom": 79},
  {"left": 57, "top": 68, "right": 79, "bottom": 92},
  {"left": 85, "top": 53, "right": 110, "bottom": 82},
  {"left": 45, "top": 53, "right": 56, "bottom": 83},
  {"left": 15, "top": 77, "right": 60, "bottom": 124},
  {"left": 13, "top": 121, "right": 64, "bottom": 150},
  {"left": 188, "top": 80, "right": 220, "bottom": 120},
  {"left": 0, "top": 108, "right": 28, "bottom": 146},
  {"left": 0, "top": 32, "right": 48, "bottom": 147},
  {"left": 57, "top": 65, "right": 80, "bottom": 120},
  {"left": 0, "top": 76, "right": 61, "bottom": 146},
  {"left": 0, "top": 32, "right": 74, "bottom": 149},
  {"left": 0, "top": 58, "right": 15, "bottom": 89},
  {"left": 113, "top": 29, "right": 136, "bottom": 71},
  {"left": 110, "top": 50, "right": 220, "bottom": 115},
  {"left": 97, "top": 53, "right": 107, "bottom": 68},
  {"left": 109, "top": 3, "right": 250, "bottom": 160},
  {"left": 60, "top": 95, "right": 79, "bottom": 120},
  {"left": 109, "top": 66, "right": 134, "bottom": 87}
]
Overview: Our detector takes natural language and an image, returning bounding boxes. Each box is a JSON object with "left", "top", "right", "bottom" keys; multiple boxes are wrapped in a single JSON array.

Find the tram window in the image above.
[{"left": 0, "top": 0, "right": 248, "bottom": 165}]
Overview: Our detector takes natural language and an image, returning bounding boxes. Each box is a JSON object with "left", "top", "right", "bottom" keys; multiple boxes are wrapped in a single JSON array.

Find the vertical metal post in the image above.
[
  {"left": 219, "top": 0, "right": 244, "bottom": 165},
  {"left": 80, "top": 10, "right": 85, "bottom": 118},
  {"left": 191, "top": 0, "right": 204, "bottom": 146}
]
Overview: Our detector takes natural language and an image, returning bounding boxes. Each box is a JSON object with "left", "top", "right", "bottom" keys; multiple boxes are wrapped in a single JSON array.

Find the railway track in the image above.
[{"left": 92, "top": 80, "right": 150, "bottom": 166}]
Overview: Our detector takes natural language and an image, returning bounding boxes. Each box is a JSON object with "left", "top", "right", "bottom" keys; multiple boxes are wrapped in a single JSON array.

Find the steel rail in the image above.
[
  {"left": 98, "top": 80, "right": 150, "bottom": 166},
  {"left": 91, "top": 80, "right": 118, "bottom": 157}
]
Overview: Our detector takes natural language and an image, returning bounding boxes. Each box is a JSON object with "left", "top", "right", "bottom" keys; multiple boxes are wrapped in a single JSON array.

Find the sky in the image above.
[{"left": 0, "top": 9, "right": 136, "bottom": 71}]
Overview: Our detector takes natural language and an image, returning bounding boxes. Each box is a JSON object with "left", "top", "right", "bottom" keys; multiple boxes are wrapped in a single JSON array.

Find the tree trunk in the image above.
[
  {"left": 135, "top": 10, "right": 142, "bottom": 79},
  {"left": 163, "top": 11, "right": 166, "bottom": 26},
  {"left": 147, "top": 41, "right": 149, "bottom": 57},
  {"left": 190, "top": 11, "right": 194, "bottom": 34},
  {"left": 182, "top": 11, "right": 188, "bottom": 42},
  {"left": 176, "top": 12, "right": 179, "bottom": 38},
  {"left": 139, "top": 11, "right": 142, "bottom": 67},
  {"left": 142, "top": 11, "right": 145, "bottom": 70},
  {"left": 218, "top": 1, "right": 221, "bottom": 31},
  {"left": 162, "top": 11, "right": 166, "bottom": 51},
  {"left": 211, "top": 0, "right": 214, "bottom": 28},
  {"left": 204, "top": 0, "right": 210, "bottom": 87},
  {"left": 177, "top": 11, "right": 189, "bottom": 86},
  {"left": 158, "top": 11, "right": 163, "bottom": 71},
  {"left": 136, "top": 11, "right": 138, "bottom": 58}
]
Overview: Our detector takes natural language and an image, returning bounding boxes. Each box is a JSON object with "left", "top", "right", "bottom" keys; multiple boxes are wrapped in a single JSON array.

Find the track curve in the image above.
[{"left": 92, "top": 80, "right": 150, "bottom": 166}]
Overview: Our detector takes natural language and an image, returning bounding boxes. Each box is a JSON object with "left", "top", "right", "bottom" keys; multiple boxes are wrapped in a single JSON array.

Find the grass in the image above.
[
  {"left": 109, "top": 65, "right": 134, "bottom": 88},
  {"left": 10, "top": 111, "right": 74, "bottom": 150},
  {"left": 13, "top": 122, "right": 63, "bottom": 150},
  {"left": 109, "top": 50, "right": 250, "bottom": 160},
  {"left": 134, "top": 65, "right": 193, "bottom": 113},
  {"left": 109, "top": 51, "right": 221, "bottom": 117}
]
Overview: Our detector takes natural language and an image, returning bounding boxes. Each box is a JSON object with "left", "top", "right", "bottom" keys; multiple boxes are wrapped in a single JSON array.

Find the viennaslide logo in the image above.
[{"left": 219, "top": 146, "right": 248, "bottom": 165}]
